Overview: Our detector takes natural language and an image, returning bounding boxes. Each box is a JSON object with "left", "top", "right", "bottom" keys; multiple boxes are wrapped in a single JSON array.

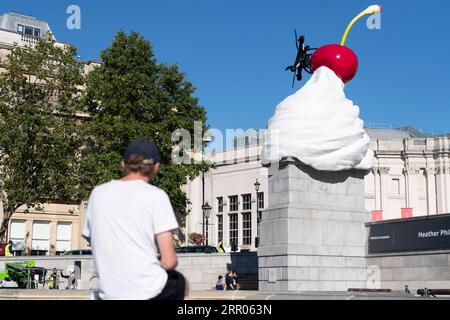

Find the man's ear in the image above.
[
  {"left": 153, "top": 162, "right": 161, "bottom": 174},
  {"left": 120, "top": 161, "right": 126, "bottom": 170}
]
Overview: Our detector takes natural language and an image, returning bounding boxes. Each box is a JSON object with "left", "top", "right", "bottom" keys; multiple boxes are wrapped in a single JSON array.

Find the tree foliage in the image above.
[
  {"left": 0, "top": 31, "right": 209, "bottom": 241},
  {"left": 81, "top": 31, "right": 210, "bottom": 217},
  {"left": 189, "top": 232, "right": 205, "bottom": 246},
  {"left": 0, "top": 39, "right": 85, "bottom": 240}
]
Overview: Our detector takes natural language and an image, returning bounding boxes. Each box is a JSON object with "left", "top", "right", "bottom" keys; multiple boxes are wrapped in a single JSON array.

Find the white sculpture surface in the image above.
[{"left": 262, "top": 66, "right": 374, "bottom": 171}]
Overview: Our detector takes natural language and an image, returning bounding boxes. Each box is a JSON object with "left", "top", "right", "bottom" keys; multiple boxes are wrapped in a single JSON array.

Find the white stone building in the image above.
[{"left": 184, "top": 127, "right": 450, "bottom": 252}]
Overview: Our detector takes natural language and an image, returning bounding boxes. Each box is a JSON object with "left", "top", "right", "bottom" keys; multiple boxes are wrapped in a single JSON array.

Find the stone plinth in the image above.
[{"left": 258, "top": 157, "right": 371, "bottom": 291}]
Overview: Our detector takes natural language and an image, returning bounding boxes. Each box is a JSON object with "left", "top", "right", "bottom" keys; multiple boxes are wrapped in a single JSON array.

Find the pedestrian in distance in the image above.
[
  {"left": 215, "top": 275, "right": 225, "bottom": 291},
  {"left": 4, "top": 240, "right": 13, "bottom": 257},
  {"left": 225, "top": 270, "right": 236, "bottom": 291},
  {"left": 216, "top": 240, "right": 225, "bottom": 253},
  {"left": 61, "top": 269, "right": 77, "bottom": 290},
  {"left": 48, "top": 268, "right": 60, "bottom": 290},
  {"left": 83, "top": 139, "right": 188, "bottom": 300},
  {"left": 232, "top": 271, "right": 239, "bottom": 290}
]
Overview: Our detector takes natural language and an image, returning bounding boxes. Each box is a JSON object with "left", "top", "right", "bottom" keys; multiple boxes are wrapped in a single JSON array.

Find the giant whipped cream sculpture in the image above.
[{"left": 262, "top": 5, "right": 382, "bottom": 172}]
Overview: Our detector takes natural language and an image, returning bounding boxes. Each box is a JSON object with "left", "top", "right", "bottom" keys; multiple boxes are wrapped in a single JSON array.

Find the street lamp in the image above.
[
  {"left": 202, "top": 202, "right": 212, "bottom": 246},
  {"left": 254, "top": 179, "right": 261, "bottom": 192},
  {"left": 254, "top": 179, "right": 262, "bottom": 248}
]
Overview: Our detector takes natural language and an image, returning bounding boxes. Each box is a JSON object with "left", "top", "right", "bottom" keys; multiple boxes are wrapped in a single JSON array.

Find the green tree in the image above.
[
  {"left": 0, "top": 39, "right": 85, "bottom": 240},
  {"left": 81, "top": 31, "right": 210, "bottom": 219}
]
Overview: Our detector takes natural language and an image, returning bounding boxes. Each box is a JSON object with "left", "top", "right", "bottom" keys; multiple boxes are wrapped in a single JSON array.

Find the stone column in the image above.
[
  {"left": 25, "top": 219, "right": 33, "bottom": 255},
  {"left": 252, "top": 194, "right": 258, "bottom": 250},
  {"left": 71, "top": 220, "right": 79, "bottom": 250},
  {"left": 425, "top": 168, "right": 437, "bottom": 215},
  {"left": 373, "top": 167, "right": 382, "bottom": 211},
  {"left": 379, "top": 167, "right": 390, "bottom": 218},
  {"left": 435, "top": 167, "right": 450, "bottom": 213},
  {"left": 186, "top": 176, "right": 202, "bottom": 238},
  {"left": 223, "top": 210, "right": 229, "bottom": 248},
  {"left": 258, "top": 157, "right": 370, "bottom": 292},
  {"left": 78, "top": 201, "right": 88, "bottom": 248},
  {"left": 49, "top": 221, "right": 57, "bottom": 255},
  {"left": 445, "top": 167, "right": 450, "bottom": 213},
  {"left": 404, "top": 168, "right": 420, "bottom": 216}
]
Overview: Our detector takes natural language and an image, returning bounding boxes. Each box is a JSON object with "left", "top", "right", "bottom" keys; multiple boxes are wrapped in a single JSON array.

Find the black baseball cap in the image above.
[{"left": 123, "top": 139, "right": 161, "bottom": 164}]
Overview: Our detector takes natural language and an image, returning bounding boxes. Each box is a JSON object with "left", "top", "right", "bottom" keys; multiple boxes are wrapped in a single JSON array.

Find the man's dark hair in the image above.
[
  {"left": 218, "top": 275, "right": 223, "bottom": 280},
  {"left": 124, "top": 154, "right": 155, "bottom": 177}
]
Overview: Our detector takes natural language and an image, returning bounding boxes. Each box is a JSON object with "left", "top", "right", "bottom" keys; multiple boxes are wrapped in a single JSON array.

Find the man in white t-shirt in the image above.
[{"left": 82, "top": 139, "right": 187, "bottom": 300}]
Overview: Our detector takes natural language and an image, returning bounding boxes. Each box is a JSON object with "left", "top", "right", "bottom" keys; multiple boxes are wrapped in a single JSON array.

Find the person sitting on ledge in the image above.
[
  {"left": 215, "top": 275, "right": 225, "bottom": 291},
  {"left": 82, "top": 140, "right": 188, "bottom": 300}
]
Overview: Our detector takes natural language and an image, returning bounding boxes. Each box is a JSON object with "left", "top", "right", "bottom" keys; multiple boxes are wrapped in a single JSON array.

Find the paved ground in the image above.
[
  {"left": 190, "top": 290, "right": 450, "bottom": 300},
  {"left": 1, "top": 289, "right": 449, "bottom": 300}
]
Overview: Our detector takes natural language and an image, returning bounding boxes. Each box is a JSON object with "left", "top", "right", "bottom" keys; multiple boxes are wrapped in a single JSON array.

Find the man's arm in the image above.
[{"left": 156, "top": 231, "right": 178, "bottom": 271}]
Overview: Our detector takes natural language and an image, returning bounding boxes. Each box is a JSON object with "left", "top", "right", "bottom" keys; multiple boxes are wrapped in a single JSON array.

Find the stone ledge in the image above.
[
  {"left": 3, "top": 289, "right": 438, "bottom": 300},
  {"left": 0, "top": 289, "right": 91, "bottom": 300}
]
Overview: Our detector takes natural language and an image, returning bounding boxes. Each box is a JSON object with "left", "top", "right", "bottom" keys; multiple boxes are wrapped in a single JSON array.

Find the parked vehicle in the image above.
[
  {"left": 61, "top": 249, "right": 92, "bottom": 256},
  {"left": 176, "top": 246, "right": 218, "bottom": 254}
]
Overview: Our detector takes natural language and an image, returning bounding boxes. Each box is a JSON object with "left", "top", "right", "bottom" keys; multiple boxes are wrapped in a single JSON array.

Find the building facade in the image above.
[
  {"left": 0, "top": 12, "right": 98, "bottom": 255},
  {"left": 184, "top": 128, "right": 450, "bottom": 252}
]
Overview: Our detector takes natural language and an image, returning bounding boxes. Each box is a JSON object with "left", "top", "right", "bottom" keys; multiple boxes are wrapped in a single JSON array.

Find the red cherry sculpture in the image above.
[{"left": 310, "top": 44, "right": 359, "bottom": 83}]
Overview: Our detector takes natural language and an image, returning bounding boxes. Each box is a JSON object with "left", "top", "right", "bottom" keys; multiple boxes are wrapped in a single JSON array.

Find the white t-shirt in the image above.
[{"left": 82, "top": 180, "right": 179, "bottom": 300}]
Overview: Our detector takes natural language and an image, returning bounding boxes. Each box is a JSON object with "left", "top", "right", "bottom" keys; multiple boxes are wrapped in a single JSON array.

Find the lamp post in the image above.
[
  {"left": 254, "top": 179, "right": 261, "bottom": 248},
  {"left": 202, "top": 202, "right": 212, "bottom": 246}
]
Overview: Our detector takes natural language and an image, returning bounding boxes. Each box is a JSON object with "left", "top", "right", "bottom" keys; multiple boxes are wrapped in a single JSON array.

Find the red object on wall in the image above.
[
  {"left": 0, "top": 243, "right": 5, "bottom": 256},
  {"left": 310, "top": 44, "right": 359, "bottom": 83},
  {"left": 372, "top": 210, "right": 383, "bottom": 222},
  {"left": 401, "top": 208, "right": 413, "bottom": 219}
]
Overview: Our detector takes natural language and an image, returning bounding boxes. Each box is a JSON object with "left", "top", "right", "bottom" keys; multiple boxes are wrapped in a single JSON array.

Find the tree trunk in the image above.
[
  {"left": 0, "top": 192, "right": 15, "bottom": 242},
  {"left": 0, "top": 210, "right": 13, "bottom": 242}
]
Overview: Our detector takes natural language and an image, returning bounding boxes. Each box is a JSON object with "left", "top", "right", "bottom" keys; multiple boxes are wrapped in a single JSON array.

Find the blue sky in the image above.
[{"left": 2, "top": 0, "right": 450, "bottom": 138}]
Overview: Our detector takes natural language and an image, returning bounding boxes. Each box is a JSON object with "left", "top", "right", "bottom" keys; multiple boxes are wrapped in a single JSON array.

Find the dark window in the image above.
[
  {"left": 217, "top": 197, "right": 224, "bottom": 213},
  {"left": 17, "top": 24, "right": 24, "bottom": 33},
  {"left": 34, "top": 28, "right": 41, "bottom": 37},
  {"left": 229, "top": 213, "right": 238, "bottom": 245},
  {"left": 257, "top": 192, "right": 265, "bottom": 209},
  {"left": 217, "top": 215, "right": 223, "bottom": 242},
  {"left": 229, "top": 196, "right": 238, "bottom": 212},
  {"left": 242, "top": 212, "right": 252, "bottom": 245},
  {"left": 30, "top": 250, "right": 47, "bottom": 256},
  {"left": 24, "top": 26, "right": 33, "bottom": 35},
  {"left": 242, "top": 194, "right": 252, "bottom": 211}
]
